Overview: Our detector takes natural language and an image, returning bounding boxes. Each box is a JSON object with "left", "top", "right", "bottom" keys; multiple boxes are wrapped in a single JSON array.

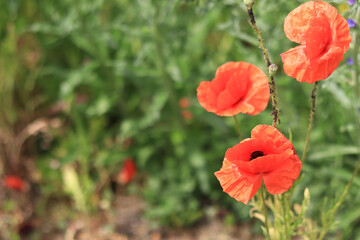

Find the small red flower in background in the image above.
[
  {"left": 281, "top": 1, "right": 352, "bottom": 84},
  {"left": 5, "top": 176, "right": 26, "bottom": 192},
  {"left": 215, "top": 125, "right": 301, "bottom": 204},
  {"left": 197, "top": 62, "right": 269, "bottom": 116},
  {"left": 179, "top": 97, "right": 191, "bottom": 109},
  {"left": 181, "top": 110, "right": 193, "bottom": 120},
  {"left": 118, "top": 158, "right": 137, "bottom": 184}
]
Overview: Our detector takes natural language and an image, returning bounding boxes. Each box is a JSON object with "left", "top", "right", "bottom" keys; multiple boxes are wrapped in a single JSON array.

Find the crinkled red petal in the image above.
[
  {"left": 197, "top": 62, "right": 269, "bottom": 116},
  {"left": 282, "top": 1, "right": 352, "bottom": 83},
  {"left": 263, "top": 154, "right": 302, "bottom": 194},
  {"left": 251, "top": 125, "right": 295, "bottom": 152},
  {"left": 215, "top": 159, "right": 262, "bottom": 204}
]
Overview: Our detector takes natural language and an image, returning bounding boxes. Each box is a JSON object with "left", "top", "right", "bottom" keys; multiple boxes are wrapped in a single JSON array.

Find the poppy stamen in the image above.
[{"left": 250, "top": 151, "right": 264, "bottom": 160}]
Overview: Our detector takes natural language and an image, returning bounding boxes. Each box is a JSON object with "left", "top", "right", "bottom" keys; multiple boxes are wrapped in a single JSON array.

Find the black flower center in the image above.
[{"left": 250, "top": 151, "right": 264, "bottom": 161}]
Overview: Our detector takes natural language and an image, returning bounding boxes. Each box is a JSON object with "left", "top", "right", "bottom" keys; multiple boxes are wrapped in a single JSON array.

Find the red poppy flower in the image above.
[
  {"left": 197, "top": 62, "right": 269, "bottom": 116},
  {"left": 215, "top": 125, "right": 301, "bottom": 204},
  {"left": 5, "top": 176, "right": 26, "bottom": 192},
  {"left": 281, "top": 1, "right": 352, "bottom": 84},
  {"left": 118, "top": 158, "right": 137, "bottom": 184}
]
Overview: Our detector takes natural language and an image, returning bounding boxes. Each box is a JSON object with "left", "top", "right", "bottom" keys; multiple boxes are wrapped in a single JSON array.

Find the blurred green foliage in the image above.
[{"left": 1, "top": 0, "right": 360, "bottom": 239}]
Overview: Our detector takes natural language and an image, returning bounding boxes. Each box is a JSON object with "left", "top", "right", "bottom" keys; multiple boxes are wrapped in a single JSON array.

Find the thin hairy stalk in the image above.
[
  {"left": 301, "top": 82, "right": 318, "bottom": 163},
  {"left": 233, "top": 115, "right": 242, "bottom": 140},
  {"left": 261, "top": 184, "right": 271, "bottom": 240},
  {"left": 245, "top": 3, "right": 280, "bottom": 127}
]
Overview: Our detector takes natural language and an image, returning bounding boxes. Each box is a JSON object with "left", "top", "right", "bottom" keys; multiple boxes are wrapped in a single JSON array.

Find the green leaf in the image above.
[{"left": 308, "top": 145, "right": 360, "bottom": 161}]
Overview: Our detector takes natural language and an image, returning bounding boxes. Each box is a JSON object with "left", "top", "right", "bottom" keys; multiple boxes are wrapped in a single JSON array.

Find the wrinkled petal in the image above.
[
  {"left": 215, "top": 159, "right": 262, "bottom": 204},
  {"left": 281, "top": 46, "right": 308, "bottom": 83},
  {"left": 197, "top": 62, "right": 269, "bottom": 116},
  {"left": 215, "top": 125, "right": 302, "bottom": 202},
  {"left": 241, "top": 64, "right": 270, "bottom": 115},
  {"left": 282, "top": 1, "right": 352, "bottom": 83},
  {"left": 284, "top": 1, "right": 338, "bottom": 44},
  {"left": 263, "top": 155, "right": 302, "bottom": 194},
  {"left": 305, "top": 13, "right": 331, "bottom": 59},
  {"left": 281, "top": 45, "right": 344, "bottom": 84},
  {"left": 251, "top": 125, "right": 295, "bottom": 152}
]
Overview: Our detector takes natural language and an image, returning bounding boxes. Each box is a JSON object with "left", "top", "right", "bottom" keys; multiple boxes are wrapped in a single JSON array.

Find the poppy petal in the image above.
[
  {"left": 215, "top": 159, "right": 262, "bottom": 204},
  {"left": 197, "top": 62, "right": 269, "bottom": 116},
  {"left": 251, "top": 125, "right": 294, "bottom": 152},
  {"left": 237, "top": 150, "right": 295, "bottom": 174},
  {"left": 282, "top": 1, "right": 352, "bottom": 83},
  {"left": 216, "top": 125, "right": 302, "bottom": 202},
  {"left": 305, "top": 13, "right": 331, "bottom": 59},
  {"left": 263, "top": 155, "right": 302, "bottom": 194},
  {"left": 217, "top": 89, "right": 241, "bottom": 111},
  {"left": 197, "top": 81, "right": 217, "bottom": 112},
  {"left": 225, "top": 138, "right": 264, "bottom": 165},
  {"left": 284, "top": 1, "right": 338, "bottom": 44},
  {"left": 226, "top": 73, "right": 249, "bottom": 101},
  {"left": 281, "top": 46, "right": 309, "bottom": 83}
]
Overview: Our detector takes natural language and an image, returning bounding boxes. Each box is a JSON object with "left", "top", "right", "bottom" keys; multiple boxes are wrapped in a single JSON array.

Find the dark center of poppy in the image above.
[{"left": 249, "top": 151, "right": 264, "bottom": 161}]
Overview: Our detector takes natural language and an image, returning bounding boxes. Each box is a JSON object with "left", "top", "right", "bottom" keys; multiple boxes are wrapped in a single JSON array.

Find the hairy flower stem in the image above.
[
  {"left": 233, "top": 115, "right": 242, "bottom": 140},
  {"left": 301, "top": 82, "right": 318, "bottom": 163},
  {"left": 246, "top": 4, "right": 280, "bottom": 127},
  {"left": 261, "top": 184, "right": 271, "bottom": 240}
]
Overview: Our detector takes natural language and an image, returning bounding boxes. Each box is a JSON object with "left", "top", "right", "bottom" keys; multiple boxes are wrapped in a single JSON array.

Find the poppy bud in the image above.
[
  {"left": 244, "top": 0, "right": 254, "bottom": 7},
  {"left": 269, "top": 64, "right": 278, "bottom": 76}
]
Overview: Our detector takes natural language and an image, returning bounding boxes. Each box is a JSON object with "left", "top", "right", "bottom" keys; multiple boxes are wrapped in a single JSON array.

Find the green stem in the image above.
[
  {"left": 353, "top": 6, "right": 360, "bottom": 104},
  {"left": 246, "top": 4, "right": 280, "bottom": 127},
  {"left": 301, "top": 82, "right": 318, "bottom": 163},
  {"left": 280, "top": 194, "right": 289, "bottom": 239},
  {"left": 233, "top": 115, "right": 242, "bottom": 140},
  {"left": 318, "top": 157, "right": 360, "bottom": 240},
  {"left": 319, "top": 6, "right": 360, "bottom": 239},
  {"left": 261, "top": 184, "right": 271, "bottom": 240}
]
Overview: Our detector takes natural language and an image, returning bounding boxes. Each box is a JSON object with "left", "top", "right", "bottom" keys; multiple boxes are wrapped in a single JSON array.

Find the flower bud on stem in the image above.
[{"left": 244, "top": 0, "right": 254, "bottom": 8}]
